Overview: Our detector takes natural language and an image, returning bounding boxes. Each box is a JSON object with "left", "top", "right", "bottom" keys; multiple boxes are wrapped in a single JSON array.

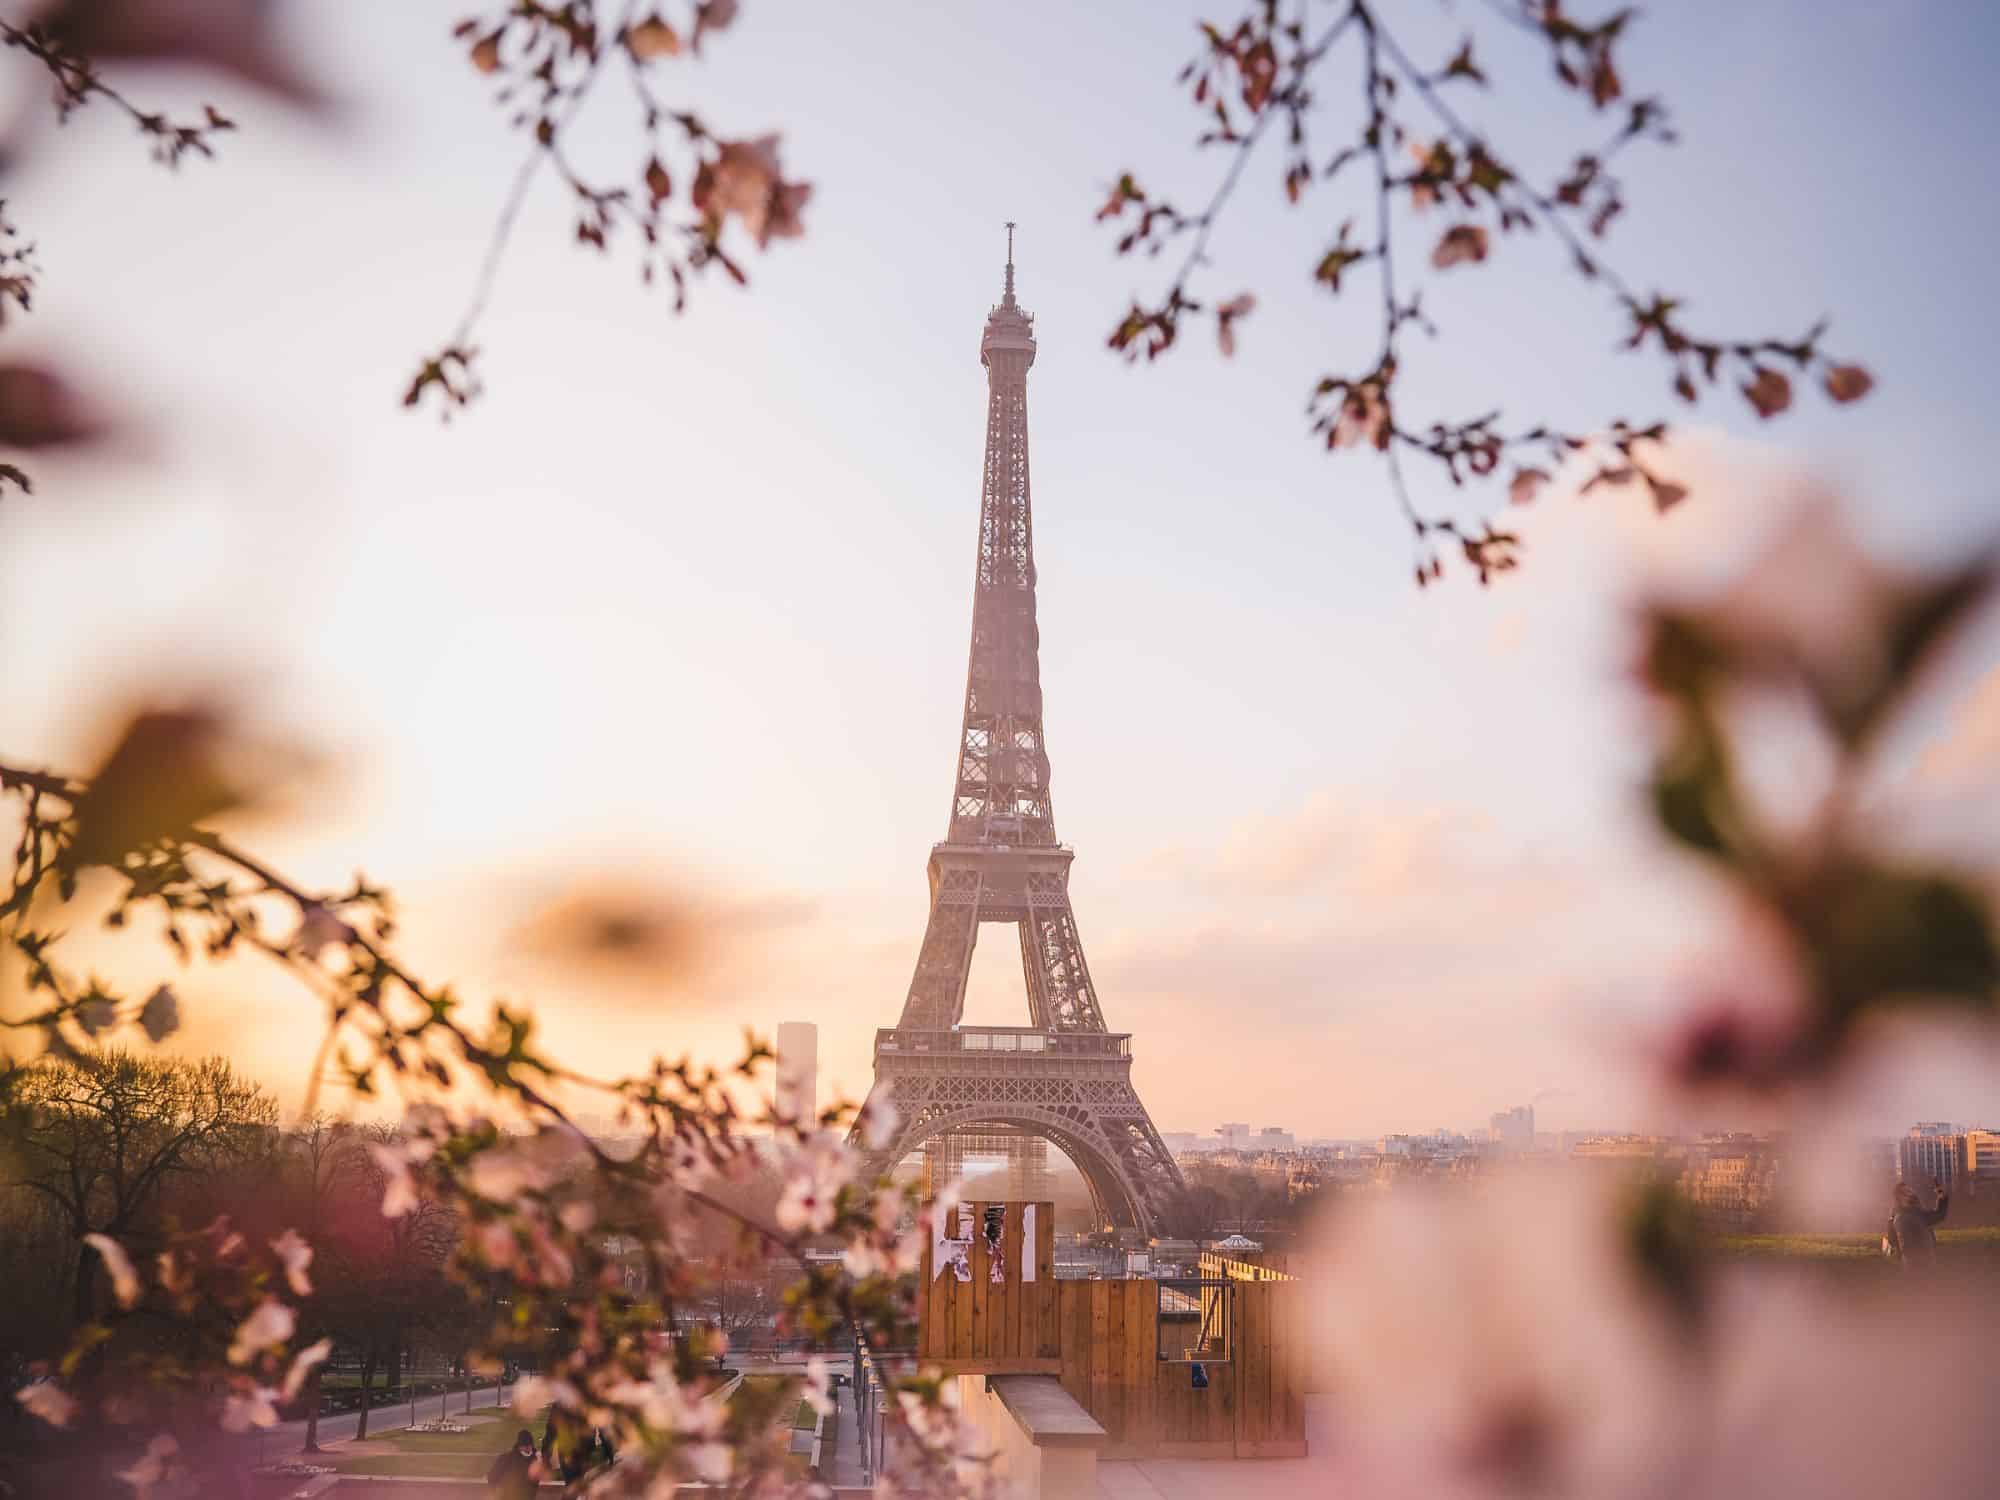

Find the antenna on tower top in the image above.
[{"left": 1004, "top": 220, "right": 1016, "bottom": 301}]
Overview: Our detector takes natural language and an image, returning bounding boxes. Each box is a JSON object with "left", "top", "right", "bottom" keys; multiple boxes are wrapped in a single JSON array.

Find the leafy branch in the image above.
[
  {"left": 406, "top": 0, "right": 811, "bottom": 415},
  {"left": 1098, "top": 0, "right": 1875, "bottom": 584}
]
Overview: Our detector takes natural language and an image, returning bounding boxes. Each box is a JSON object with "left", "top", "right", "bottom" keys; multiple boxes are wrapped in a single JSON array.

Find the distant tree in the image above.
[
  {"left": 0, "top": 1052, "right": 274, "bottom": 1325},
  {"left": 275, "top": 1115, "right": 363, "bottom": 1453},
  {"left": 320, "top": 1124, "right": 459, "bottom": 1441},
  {"left": 1163, "top": 1183, "right": 1227, "bottom": 1242}
]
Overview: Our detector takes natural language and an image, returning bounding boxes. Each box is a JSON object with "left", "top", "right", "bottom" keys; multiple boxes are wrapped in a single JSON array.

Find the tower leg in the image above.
[{"left": 896, "top": 869, "right": 981, "bottom": 1031}]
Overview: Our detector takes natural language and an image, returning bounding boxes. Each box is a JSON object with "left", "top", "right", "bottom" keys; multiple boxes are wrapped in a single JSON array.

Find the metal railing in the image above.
[
  {"left": 874, "top": 1027, "right": 1131, "bottom": 1059},
  {"left": 852, "top": 1332, "right": 903, "bottom": 1484}
]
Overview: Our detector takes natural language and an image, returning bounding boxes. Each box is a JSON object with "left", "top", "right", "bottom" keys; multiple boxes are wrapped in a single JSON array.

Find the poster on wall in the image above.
[
  {"left": 984, "top": 1204, "right": 1006, "bottom": 1284},
  {"left": 933, "top": 1202, "right": 974, "bottom": 1282}
]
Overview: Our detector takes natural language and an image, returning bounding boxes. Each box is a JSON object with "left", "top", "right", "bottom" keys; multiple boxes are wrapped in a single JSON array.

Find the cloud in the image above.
[
  {"left": 1133, "top": 792, "right": 1477, "bottom": 905},
  {"left": 1090, "top": 783, "right": 1719, "bottom": 1134}
]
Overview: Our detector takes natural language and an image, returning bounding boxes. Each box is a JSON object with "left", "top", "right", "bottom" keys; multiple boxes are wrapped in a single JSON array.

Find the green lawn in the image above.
[
  {"left": 330, "top": 1412, "right": 516, "bottom": 1478},
  {"left": 1713, "top": 1227, "right": 2000, "bottom": 1262}
]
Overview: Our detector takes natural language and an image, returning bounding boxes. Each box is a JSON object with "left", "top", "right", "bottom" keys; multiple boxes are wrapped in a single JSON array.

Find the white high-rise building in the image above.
[{"left": 776, "top": 1021, "right": 818, "bottom": 1126}]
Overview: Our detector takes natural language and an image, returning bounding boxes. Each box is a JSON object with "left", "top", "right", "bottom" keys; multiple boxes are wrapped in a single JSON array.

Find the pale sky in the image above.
[{"left": 2, "top": 1, "right": 1998, "bottom": 1141}]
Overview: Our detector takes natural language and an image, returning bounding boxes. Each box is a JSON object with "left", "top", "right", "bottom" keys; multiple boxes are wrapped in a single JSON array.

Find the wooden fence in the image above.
[
  {"left": 1197, "top": 1251, "right": 1295, "bottom": 1282},
  {"left": 1052, "top": 1275, "right": 1306, "bottom": 1458},
  {"left": 917, "top": 1200, "right": 1062, "bottom": 1371},
  {"left": 916, "top": 1204, "right": 1307, "bottom": 1459}
]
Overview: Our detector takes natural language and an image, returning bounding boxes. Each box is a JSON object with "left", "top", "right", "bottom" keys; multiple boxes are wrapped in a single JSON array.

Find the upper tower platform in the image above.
[{"left": 982, "top": 221, "right": 1037, "bottom": 367}]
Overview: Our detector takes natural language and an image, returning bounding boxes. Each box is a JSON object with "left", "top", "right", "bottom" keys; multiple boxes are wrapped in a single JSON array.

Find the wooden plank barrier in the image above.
[
  {"left": 917, "top": 1204, "right": 1307, "bottom": 1459},
  {"left": 918, "top": 1201, "right": 1062, "bottom": 1374}
]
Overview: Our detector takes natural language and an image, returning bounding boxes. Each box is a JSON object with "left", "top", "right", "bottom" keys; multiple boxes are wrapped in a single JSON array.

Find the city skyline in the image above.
[{"left": 4, "top": 2, "right": 1999, "bottom": 1142}]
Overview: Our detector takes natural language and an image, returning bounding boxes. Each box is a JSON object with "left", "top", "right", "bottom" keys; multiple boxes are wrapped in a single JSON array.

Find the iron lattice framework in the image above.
[
  {"left": 923, "top": 1127, "right": 1052, "bottom": 1203},
  {"left": 854, "top": 234, "right": 1185, "bottom": 1235}
]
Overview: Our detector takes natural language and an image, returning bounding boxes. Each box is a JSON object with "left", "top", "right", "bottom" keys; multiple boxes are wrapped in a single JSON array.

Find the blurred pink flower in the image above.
[
  {"left": 776, "top": 1132, "right": 854, "bottom": 1234},
  {"left": 115, "top": 1432, "right": 177, "bottom": 1495},
  {"left": 269, "top": 1228, "right": 312, "bottom": 1297},
  {"left": 1655, "top": 896, "right": 1812, "bottom": 1091},
  {"left": 281, "top": 1339, "right": 331, "bottom": 1401},
  {"left": 857, "top": 1092, "right": 900, "bottom": 1153},
  {"left": 219, "top": 1384, "right": 279, "bottom": 1432},
  {"left": 1307, "top": 1173, "right": 1700, "bottom": 1500},
  {"left": 1697, "top": 1270, "right": 2000, "bottom": 1497},
  {"left": 15, "top": 1380, "right": 76, "bottom": 1428},
  {"left": 84, "top": 1232, "right": 142, "bottom": 1309},
  {"left": 227, "top": 1298, "right": 293, "bottom": 1366},
  {"left": 368, "top": 1143, "right": 420, "bottom": 1218}
]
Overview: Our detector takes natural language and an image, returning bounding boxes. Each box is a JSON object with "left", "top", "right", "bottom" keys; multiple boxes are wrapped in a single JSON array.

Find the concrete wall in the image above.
[{"left": 954, "top": 1375, "right": 1101, "bottom": 1500}]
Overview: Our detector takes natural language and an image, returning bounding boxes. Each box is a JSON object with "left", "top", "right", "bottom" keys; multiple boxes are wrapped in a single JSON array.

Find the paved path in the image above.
[{"left": 823, "top": 1376, "right": 868, "bottom": 1487}]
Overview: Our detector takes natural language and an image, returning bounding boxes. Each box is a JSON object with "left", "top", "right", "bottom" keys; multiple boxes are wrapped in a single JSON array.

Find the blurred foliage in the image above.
[{"left": 1639, "top": 514, "right": 1998, "bottom": 1083}]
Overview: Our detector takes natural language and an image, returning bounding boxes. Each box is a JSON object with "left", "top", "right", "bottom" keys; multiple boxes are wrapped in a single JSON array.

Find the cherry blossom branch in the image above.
[
  {"left": 1098, "top": 0, "right": 1875, "bottom": 585},
  {"left": 0, "top": 21, "right": 240, "bottom": 166},
  {"left": 405, "top": 1, "right": 811, "bottom": 415}
]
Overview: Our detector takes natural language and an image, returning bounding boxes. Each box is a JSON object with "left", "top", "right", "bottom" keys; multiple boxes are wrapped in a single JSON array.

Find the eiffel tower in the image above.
[{"left": 853, "top": 229, "right": 1185, "bottom": 1236}]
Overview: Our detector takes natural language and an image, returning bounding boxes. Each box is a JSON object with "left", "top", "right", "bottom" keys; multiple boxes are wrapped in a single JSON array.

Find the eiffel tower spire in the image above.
[
  {"left": 953, "top": 225, "right": 1050, "bottom": 847},
  {"left": 850, "top": 236, "right": 1186, "bottom": 1237}
]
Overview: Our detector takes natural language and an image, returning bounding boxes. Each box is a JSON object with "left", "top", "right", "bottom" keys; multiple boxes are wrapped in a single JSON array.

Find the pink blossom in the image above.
[
  {"left": 369, "top": 1142, "right": 420, "bottom": 1218},
  {"left": 1306, "top": 1174, "right": 1699, "bottom": 1499},
  {"left": 604, "top": 1365, "right": 724, "bottom": 1441},
  {"left": 842, "top": 1239, "right": 888, "bottom": 1278},
  {"left": 1655, "top": 896, "right": 1812, "bottom": 1091},
  {"left": 85, "top": 1233, "right": 142, "bottom": 1309},
  {"left": 115, "top": 1432, "right": 178, "bottom": 1495},
  {"left": 282, "top": 1339, "right": 332, "bottom": 1401},
  {"left": 511, "top": 1374, "right": 579, "bottom": 1417},
  {"left": 683, "top": 1440, "right": 734, "bottom": 1484},
  {"left": 269, "top": 1228, "right": 313, "bottom": 1297},
  {"left": 220, "top": 1386, "right": 280, "bottom": 1432},
  {"left": 16, "top": 1380, "right": 76, "bottom": 1428},
  {"left": 669, "top": 1129, "right": 717, "bottom": 1186},
  {"left": 475, "top": 1219, "right": 519, "bottom": 1269},
  {"left": 872, "top": 1184, "right": 907, "bottom": 1233},
  {"left": 228, "top": 1298, "right": 295, "bottom": 1366},
  {"left": 468, "top": 1126, "right": 589, "bottom": 1201},
  {"left": 803, "top": 1357, "right": 835, "bottom": 1419},
  {"left": 856, "top": 1093, "right": 901, "bottom": 1153},
  {"left": 526, "top": 1225, "right": 574, "bottom": 1287},
  {"left": 155, "top": 1249, "right": 190, "bottom": 1296},
  {"left": 776, "top": 1134, "right": 854, "bottom": 1234}
]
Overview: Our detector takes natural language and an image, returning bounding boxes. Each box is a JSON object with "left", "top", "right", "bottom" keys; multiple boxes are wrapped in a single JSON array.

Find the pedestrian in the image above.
[
  {"left": 485, "top": 1428, "right": 540, "bottom": 1500},
  {"left": 1885, "top": 1176, "right": 1950, "bottom": 1269},
  {"left": 541, "top": 1413, "right": 595, "bottom": 1496}
]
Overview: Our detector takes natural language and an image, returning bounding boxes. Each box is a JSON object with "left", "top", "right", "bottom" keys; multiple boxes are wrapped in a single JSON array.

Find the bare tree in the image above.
[
  {"left": 0, "top": 1052, "right": 274, "bottom": 1325},
  {"left": 284, "top": 1115, "right": 361, "bottom": 1453}
]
